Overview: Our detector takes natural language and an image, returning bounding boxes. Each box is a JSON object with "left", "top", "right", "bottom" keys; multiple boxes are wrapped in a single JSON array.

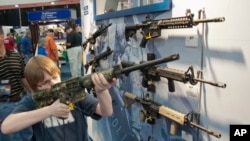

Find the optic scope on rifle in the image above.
[
  {"left": 32, "top": 54, "right": 180, "bottom": 109},
  {"left": 125, "top": 9, "right": 225, "bottom": 47}
]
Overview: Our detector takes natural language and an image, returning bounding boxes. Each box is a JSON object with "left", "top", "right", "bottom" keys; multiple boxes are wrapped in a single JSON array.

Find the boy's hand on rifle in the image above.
[
  {"left": 48, "top": 99, "right": 70, "bottom": 119},
  {"left": 91, "top": 73, "right": 117, "bottom": 94}
]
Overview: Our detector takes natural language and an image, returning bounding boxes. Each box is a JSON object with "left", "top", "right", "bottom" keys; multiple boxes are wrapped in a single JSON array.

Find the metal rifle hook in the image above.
[
  {"left": 198, "top": 9, "right": 202, "bottom": 19},
  {"left": 185, "top": 66, "right": 198, "bottom": 85},
  {"left": 184, "top": 111, "right": 192, "bottom": 125},
  {"left": 201, "top": 8, "right": 206, "bottom": 20}
]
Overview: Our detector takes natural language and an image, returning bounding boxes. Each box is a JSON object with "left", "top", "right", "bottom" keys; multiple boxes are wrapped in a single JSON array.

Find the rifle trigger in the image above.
[
  {"left": 69, "top": 102, "right": 74, "bottom": 110},
  {"left": 146, "top": 32, "right": 152, "bottom": 40}
]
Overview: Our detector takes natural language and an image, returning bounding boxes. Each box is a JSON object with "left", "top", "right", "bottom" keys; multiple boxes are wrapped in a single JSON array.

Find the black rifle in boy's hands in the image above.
[
  {"left": 85, "top": 46, "right": 113, "bottom": 73},
  {"left": 32, "top": 54, "right": 180, "bottom": 109},
  {"left": 82, "top": 23, "right": 112, "bottom": 54},
  {"left": 141, "top": 65, "right": 226, "bottom": 92},
  {"left": 125, "top": 9, "right": 225, "bottom": 47},
  {"left": 124, "top": 92, "right": 221, "bottom": 138}
]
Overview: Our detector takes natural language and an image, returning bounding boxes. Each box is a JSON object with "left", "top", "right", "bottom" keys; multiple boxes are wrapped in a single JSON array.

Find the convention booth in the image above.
[{"left": 27, "top": 8, "right": 78, "bottom": 59}]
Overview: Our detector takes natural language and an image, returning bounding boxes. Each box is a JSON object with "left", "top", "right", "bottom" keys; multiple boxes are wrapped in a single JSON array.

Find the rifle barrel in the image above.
[
  {"left": 155, "top": 67, "right": 226, "bottom": 88},
  {"left": 189, "top": 122, "right": 221, "bottom": 138},
  {"left": 92, "top": 23, "right": 112, "bottom": 37},
  {"left": 80, "top": 54, "right": 179, "bottom": 89},
  {"left": 193, "top": 78, "right": 226, "bottom": 88},
  {"left": 193, "top": 17, "right": 225, "bottom": 24},
  {"left": 121, "top": 54, "right": 179, "bottom": 74}
]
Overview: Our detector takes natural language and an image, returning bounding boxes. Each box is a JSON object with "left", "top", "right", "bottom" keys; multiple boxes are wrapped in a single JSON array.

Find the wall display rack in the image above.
[{"left": 94, "top": 0, "right": 172, "bottom": 20}]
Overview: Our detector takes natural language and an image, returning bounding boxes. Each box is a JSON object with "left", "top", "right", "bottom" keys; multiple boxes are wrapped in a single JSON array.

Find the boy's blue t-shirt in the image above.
[{"left": 12, "top": 93, "right": 101, "bottom": 141}]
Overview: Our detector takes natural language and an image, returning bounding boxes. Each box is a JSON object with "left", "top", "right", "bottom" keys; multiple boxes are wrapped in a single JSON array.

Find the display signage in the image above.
[
  {"left": 28, "top": 9, "right": 76, "bottom": 22},
  {"left": 75, "top": 18, "right": 81, "bottom": 25},
  {"left": 94, "top": 0, "right": 171, "bottom": 20}
]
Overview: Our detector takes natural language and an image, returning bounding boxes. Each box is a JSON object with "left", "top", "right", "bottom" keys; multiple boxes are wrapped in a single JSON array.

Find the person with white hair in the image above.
[
  {"left": 37, "top": 37, "right": 48, "bottom": 56},
  {"left": 0, "top": 26, "right": 33, "bottom": 141}
]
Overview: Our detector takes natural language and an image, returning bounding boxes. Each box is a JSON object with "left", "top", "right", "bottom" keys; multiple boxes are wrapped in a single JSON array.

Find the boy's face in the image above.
[{"left": 36, "top": 72, "right": 61, "bottom": 91}]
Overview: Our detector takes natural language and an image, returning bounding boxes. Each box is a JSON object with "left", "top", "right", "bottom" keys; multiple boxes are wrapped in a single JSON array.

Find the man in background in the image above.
[
  {"left": 46, "top": 29, "right": 59, "bottom": 65},
  {"left": 4, "top": 33, "right": 15, "bottom": 52},
  {"left": 65, "top": 25, "right": 82, "bottom": 77},
  {"left": 75, "top": 25, "right": 82, "bottom": 43},
  {"left": 0, "top": 27, "right": 33, "bottom": 141},
  {"left": 13, "top": 31, "right": 22, "bottom": 54},
  {"left": 20, "top": 30, "right": 33, "bottom": 64}
]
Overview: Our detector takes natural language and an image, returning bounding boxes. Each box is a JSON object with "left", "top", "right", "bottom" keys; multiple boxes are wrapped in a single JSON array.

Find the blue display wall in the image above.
[{"left": 81, "top": 0, "right": 246, "bottom": 141}]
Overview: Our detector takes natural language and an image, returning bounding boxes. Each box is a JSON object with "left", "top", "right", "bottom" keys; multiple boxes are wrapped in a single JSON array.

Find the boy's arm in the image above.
[
  {"left": 1, "top": 100, "right": 70, "bottom": 134},
  {"left": 1, "top": 106, "right": 51, "bottom": 134},
  {"left": 91, "top": 73, "right": 116, "bottom": 116}
]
